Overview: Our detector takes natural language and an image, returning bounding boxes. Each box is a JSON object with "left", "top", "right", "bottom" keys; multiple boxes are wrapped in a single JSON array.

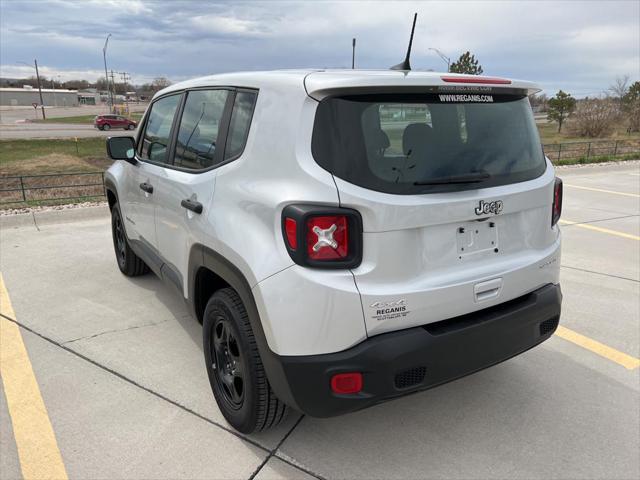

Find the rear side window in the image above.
[
  {"left": 312, "top": 93, "right": 545, "bottom": 194},
  {"left": 174, "top": 89, "right": 229, "bottom": 170},
  {"left": 138, "top": 94, "right": 181, "bottom": 164},
  {"left": 224, "top": 91, "right": 257, "bottom": 161}
]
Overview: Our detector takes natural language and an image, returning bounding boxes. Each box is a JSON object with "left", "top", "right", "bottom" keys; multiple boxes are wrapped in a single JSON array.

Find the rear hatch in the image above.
[{"left": 308, "top": 72, "right": 561, "bottom": 337}]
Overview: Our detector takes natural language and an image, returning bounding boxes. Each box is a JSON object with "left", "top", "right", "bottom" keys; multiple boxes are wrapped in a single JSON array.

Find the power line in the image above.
[{"left": 118, "top": 71, "right": 131, "bottom": 112}]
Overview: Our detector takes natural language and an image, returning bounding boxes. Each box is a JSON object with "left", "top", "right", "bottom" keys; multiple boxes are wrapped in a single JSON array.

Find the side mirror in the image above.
[{"left": 106, "top": 136, "right": 136, "bottom": 164}]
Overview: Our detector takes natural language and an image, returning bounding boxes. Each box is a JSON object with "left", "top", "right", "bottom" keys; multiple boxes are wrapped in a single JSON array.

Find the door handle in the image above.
[
  {"left": 181, "top": 198, "right": 203, "bottom": 214},
  {"left": 139, "top": 182, "right": 154, "bottom": 194}
]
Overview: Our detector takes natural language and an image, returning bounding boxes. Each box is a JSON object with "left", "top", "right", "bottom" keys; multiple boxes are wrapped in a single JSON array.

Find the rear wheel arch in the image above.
[
  {"left": 193, "top": 265, "right": 230, "bottom": 324},
  {"left": 188, "top": 244, "right": 300, "bottom": 411},
  {"left": 189, "top": 245, "right": 255, "bottom": 325}
]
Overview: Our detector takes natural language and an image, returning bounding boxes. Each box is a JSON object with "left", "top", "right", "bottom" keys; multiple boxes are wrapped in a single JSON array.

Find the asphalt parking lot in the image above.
[{"left": 1, "top": 162, "right": 638, "bottom": 480}]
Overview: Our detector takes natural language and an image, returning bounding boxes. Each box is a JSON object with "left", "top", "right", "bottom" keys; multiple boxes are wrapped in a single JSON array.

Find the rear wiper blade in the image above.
[{"left": 414, "top": 171, "right": 491, "bottom": 186}]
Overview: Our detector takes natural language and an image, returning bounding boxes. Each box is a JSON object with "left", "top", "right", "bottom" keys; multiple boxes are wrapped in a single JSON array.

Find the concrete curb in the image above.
[{"left": 1, "top": 205, "right": 110, "bottom": 230}]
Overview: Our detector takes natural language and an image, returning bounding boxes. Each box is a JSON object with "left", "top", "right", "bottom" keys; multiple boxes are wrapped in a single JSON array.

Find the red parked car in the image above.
[{"left": 94, "top": 114, "right": 136, "bottom": 131}]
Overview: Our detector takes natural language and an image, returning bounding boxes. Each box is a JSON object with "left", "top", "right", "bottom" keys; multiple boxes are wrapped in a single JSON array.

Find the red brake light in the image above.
[
  {"left": 306, "top": 215, "right": 349, "bottom": 260},
  {"left": 552, "top": 177, "right": 563, "bottom": 226},
  {"left": 281, "top": 205, "right": 362, "bottom": 269},
  {"left": 441, "top": 76, "right": 511, "bottom": 85},
  {"left": 285, "top": 217, "right": 297, "bottom": 250},
  {"left": 331, "top": 373, "right": 362, "bottom": 394}
]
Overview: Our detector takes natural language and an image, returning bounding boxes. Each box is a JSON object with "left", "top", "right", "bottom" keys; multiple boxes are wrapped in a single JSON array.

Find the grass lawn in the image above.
[
  {"left": 0, "top": 138, "right": 111, "bottom": 207},
  {"left": 0, "top": 137, "right": 111, "bottom": 176},
  {"left": 33, "top": 114, "right": 99, "bottom": 124}
]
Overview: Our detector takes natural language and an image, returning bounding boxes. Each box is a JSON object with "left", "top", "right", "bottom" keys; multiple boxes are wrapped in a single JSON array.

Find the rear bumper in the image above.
[{"left": 268, "top": 283, "right": 561, "bottom": 418}]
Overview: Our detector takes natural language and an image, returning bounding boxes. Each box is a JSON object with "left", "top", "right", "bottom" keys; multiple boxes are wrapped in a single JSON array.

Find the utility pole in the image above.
[
  {"left": 34, "top": 59, "right": 46, "bottom": 119},
  {"left": 103, "top": 34, "right": 112, "bottom": 113},
  {"left": 119, "top": 71, "right": 131, "bottom": 114},
  {"left": 109, "top": 70, "right": 117, "bottom": 112},
  {"left": 352, "top": 38, "right": 356, "bottom": 69}
]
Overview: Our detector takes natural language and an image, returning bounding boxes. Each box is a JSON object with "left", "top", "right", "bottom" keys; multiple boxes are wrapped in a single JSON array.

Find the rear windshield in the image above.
[{"left": 311, "top": 93, "right": 545, "bottom": 194}]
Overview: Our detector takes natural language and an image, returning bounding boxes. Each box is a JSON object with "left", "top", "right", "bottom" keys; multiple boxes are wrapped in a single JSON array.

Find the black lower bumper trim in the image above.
[{"left": 270, "top": 283, "right": 562, "bottom": 418}]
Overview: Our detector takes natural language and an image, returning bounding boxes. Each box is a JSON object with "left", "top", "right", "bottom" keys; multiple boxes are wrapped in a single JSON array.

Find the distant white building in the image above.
[
  {"left": 0, "top": 86, "right": 79, "bottom": 107},
  {"left": 78, "top": 88, "right": 101, "bottom": 105}
]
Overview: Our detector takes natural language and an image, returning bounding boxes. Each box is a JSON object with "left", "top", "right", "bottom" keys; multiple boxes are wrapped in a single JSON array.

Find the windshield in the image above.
[{"left": 311, "top": 93, "right": 546, "bottom": 194}]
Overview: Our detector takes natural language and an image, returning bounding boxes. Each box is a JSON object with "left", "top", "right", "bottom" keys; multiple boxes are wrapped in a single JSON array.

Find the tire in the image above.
[
  {"left": 103, "top": 124, "right": 111, "bottom": 131},
  {"left": 111, "top": 202, "right": 149, "bottom": 276},
  {"left": 203, "top": 288, "right": 288, "bottom": 433},
  {"left": 128, "top": 124, "right": 135, "bottom": 130},
  {"left": 98, "top": 125, "right": 104, "bottom": 131}
]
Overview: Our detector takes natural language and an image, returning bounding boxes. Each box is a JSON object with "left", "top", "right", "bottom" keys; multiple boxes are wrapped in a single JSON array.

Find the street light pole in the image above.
[
  {"left": 352, "top": 38, "right": 356, "bottom": 69},
  {"left": 33, "top": 59, "right": 46, "bottom": 119},
  {"left": 16, "top": 60, "right": 46, "bottom": 118},
  {"left": 103, "top": 34, "right": 113, "bottom": 113},
  {"left": 428, "top": 47, "right": 450, "bottom": 72}
]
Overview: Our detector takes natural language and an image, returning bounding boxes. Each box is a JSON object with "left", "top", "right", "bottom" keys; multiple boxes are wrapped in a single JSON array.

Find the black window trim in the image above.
[
  {"left": 135, "top": 91, "right": 185, "bottom": 167},
  {"left": 221, "top": 88, "right": 259, "bottom": 164},
  {"left": 134, "top": 86, "right": 259, "bottom": 174}
]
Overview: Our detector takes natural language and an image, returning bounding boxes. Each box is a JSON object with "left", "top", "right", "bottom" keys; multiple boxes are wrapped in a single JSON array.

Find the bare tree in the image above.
[
  {"left": 609, "top": 75, "right": 630, "bottom": 99},
  {"left": 529, "top": 93, "right": 548, "bottom": 112},
  {"left": 152, "top": 77, "right": 171, "bottom": 91},
  {"left": 567, "top": 98, "right": 618, "bottom": 138}
]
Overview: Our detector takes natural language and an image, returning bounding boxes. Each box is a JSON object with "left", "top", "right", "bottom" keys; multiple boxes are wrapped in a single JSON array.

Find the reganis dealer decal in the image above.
[
  {"left": 370, "top": 299, "right": 410, "bottom": 321},
  {"left": 438, "top": 94, "right": 494, "bottom": 102}
]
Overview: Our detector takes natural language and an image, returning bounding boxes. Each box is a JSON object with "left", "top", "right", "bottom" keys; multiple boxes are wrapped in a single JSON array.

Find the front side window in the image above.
[
  {"left": 139, "top": 94, "right": 181, "bottom": 164},
  {"left": 224, "top": 91, "right": 257, "bottom": 161},
  {"left": 312, "top": 93, "right": 545, "bottom": 194},
  {"left": 174, "top": 89, "right": 229, "bottom": 170}
]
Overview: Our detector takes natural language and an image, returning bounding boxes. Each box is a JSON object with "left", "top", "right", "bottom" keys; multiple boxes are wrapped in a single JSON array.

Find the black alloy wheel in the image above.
[
  {"left": 110, "top": 202, "right": 149, "bottom": 277},
  {"left": 202, "top": 288, "right": 288, "bottom": 433},
  {"left": 211, "top": 315, "right": 245, "bottom": 409},
  {"left": 112, "top": 207, "right": 127, "bottom": 269}
]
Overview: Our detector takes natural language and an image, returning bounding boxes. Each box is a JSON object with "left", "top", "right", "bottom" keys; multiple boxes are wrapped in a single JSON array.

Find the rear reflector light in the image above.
[
  {"left": 282, "top": 204, "right": 362, "bottom": 269},
  {"left": 331, "top": 373, "right": 362, "bottom": 394},
  {"left": 285, "top": 217, "right": 297, "bottom": 250},
  {"left": 552, "top": 177, "right": 563, "bottom": 226},
  {"left": 307, "top": 215, "right": 348, "bottom": 260},
  {"left": 441, "top": 76, "right": 511, "bottom": 85}
]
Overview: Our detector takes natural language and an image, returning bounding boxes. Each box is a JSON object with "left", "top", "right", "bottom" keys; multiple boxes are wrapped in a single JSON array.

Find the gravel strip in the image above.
[
  {"left": 554, "top": 159, "right": 639, "bottom": 170},
  {"left": 0, "top": 201, "right": 108, "bottom": 216}
]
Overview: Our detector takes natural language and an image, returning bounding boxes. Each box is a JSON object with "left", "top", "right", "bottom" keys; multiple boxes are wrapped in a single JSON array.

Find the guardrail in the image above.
[
  {"left": 0, "top": 172, "right": 105, "bottom": 205},
  {"left": 543, "top": 139, "right": 640, "bottom": 162}
]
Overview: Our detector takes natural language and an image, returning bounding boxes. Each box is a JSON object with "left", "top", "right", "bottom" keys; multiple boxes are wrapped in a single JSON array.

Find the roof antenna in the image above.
[{"left": 390, "top": 13, "right": 417, "bottom": 71}]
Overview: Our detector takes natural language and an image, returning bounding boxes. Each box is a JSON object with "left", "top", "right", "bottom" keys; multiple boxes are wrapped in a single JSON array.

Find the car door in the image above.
[
  {"left": 153, "top": 88, "right": 257, "bottom": 298},
  {"left": 122, "top": 92, "right": 182, "bottom": 260}
]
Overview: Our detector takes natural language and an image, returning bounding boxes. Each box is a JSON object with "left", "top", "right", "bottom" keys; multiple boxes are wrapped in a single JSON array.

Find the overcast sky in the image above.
[{"left": 1, "top": 0, "right": 638, "bottom": 96}]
